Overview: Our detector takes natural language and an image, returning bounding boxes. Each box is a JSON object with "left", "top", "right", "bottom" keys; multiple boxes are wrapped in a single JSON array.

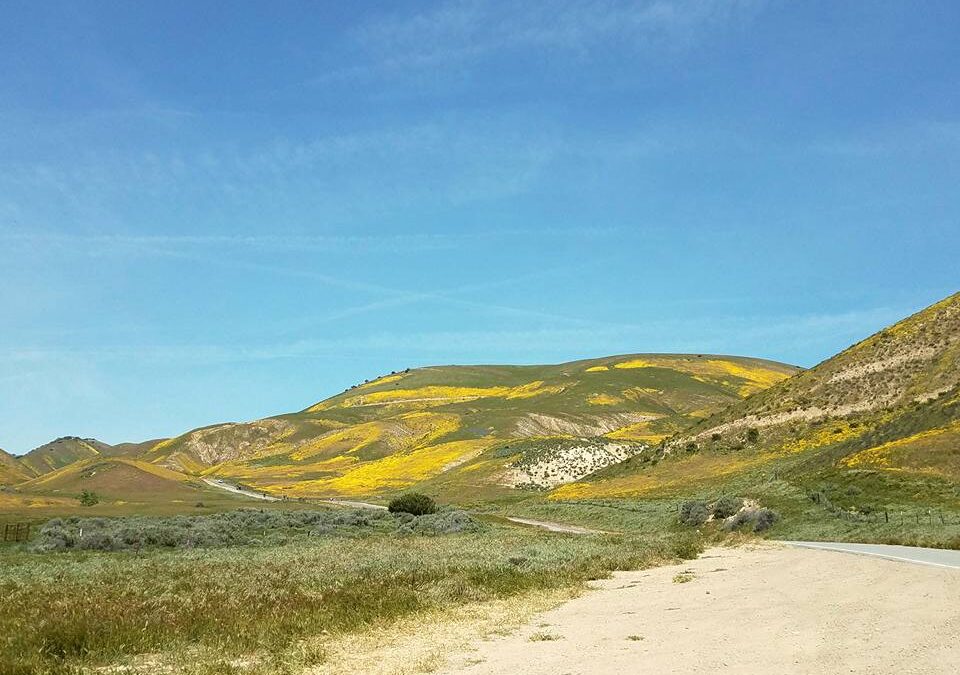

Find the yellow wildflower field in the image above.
[
  {"left": 776, "top": 422, "right": 872, "bottom": 455},
  {"left": 587, "top": 393, "right": 622, "bottom": 406},
  {"left": 320, "top": 381, "right": 564, "bottom": 409},
  {"left": 840, "top": 420, "right": 960, "bottom": 470},
  {"left": 284, "top": 438, "right": 497, "bottom": 495},
  {"left": 612, "top": 357, "right": 791, "bottom": 396}
]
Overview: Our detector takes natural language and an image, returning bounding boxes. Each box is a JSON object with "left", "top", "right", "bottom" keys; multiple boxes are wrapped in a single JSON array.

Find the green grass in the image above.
[{"left": 0, "top": 518, "right": 700, "bottom": 674}]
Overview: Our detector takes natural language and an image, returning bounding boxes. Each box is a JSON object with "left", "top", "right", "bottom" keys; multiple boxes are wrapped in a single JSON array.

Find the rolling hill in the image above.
[
  {"left": 559, "top": 292, "right": 960, "bottom": 503},
  {"left": 21, "top": 457, "right": 217, "bottom": 504},
  {"left": 16, "top": 436, "right": 113, "bottom": 477},
  {"left": 146, "top": 354, "right": 798, "bottom": 500}
]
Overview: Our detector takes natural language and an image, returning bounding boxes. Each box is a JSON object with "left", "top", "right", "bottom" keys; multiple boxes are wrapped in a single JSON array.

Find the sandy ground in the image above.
[{"left": 439, "top": 544, "right": 960, "bottom": 675}]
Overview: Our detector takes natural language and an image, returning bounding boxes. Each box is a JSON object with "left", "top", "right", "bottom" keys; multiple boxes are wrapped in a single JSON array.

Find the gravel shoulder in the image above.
[{"left": 440, "top": 543, "right": 960, "bottom": 674}]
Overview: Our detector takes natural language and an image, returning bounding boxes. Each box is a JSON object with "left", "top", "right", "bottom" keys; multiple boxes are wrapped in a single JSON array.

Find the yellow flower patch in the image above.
[
  {"left": 777, "top": 423, "right": 871, "bottom": 455},
  {"left": 290, "top": 423, "right": 383, "bottom": 461},
  {"left": 286, "top": 438, "right": 496, "bottom": 495},
  {"left": 585, "top": 365, "right": 609, "bottom": 372},
  {"left": 840, "top": 420, "right": 960, "bottom": 469},
  {"left": 613, "top": 357, "right": 792, "bottom": 396},
  {"left": 604, "top": 420, "right": 668, "bottom": 443},
  {"left": 327, "top": 382, "right": 563, "bottom": 408},
  {"left": 587, "top": 393, "right": 622, "bottom": 406},
  {"left": 614, "top": 359, "right": 658, "bottom": 369}
]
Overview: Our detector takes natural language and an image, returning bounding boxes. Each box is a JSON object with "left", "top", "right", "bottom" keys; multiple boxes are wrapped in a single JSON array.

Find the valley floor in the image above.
[{"left": 436, "top": 544, "right": 960, "bottom": 675}]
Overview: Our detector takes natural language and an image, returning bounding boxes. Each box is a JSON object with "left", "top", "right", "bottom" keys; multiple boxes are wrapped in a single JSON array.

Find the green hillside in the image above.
[
  {"left": 560, "top": 292, "right": 960, "bottom": 515},
  {"left": 0, "top": 449, "right": 29, "bottom": 485},
  {"left": 146, "top": 354, "right": 798, "bottom": 500},
  {"left": 17, "top": 436, "right": 112, "bottom": 477}
]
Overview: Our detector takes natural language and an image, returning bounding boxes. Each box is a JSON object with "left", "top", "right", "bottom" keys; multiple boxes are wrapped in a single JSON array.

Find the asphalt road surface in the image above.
[{"left": 784, "top": 540, "right": 960, "bottom": 569}]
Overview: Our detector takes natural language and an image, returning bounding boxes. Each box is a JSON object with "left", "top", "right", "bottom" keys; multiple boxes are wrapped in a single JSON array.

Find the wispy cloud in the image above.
[
  {"left": 316, "top": 0, "right": 765, "bottom": 83},
  {"left": 3, "top": 304, "right": 908, "bottom": 369},
  {"left": 0, "top": 117, "right": 572, "bottom": 230},
  {"left": 0, "top": 226, "right": 622, "bottom": 256}
]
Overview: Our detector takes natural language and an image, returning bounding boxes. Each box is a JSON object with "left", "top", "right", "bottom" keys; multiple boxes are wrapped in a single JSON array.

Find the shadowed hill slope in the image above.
[
  {"left": 145, "top": 354, "right": 798, "bottom": 500},
  {"left": 559, "top": 292, "right": 960, "bottom": 501}
]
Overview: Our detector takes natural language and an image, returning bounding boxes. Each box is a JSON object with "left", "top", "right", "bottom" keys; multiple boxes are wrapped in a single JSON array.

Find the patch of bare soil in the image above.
[{"left": 439, "top": 544, "right": 960, "bottom": 674}]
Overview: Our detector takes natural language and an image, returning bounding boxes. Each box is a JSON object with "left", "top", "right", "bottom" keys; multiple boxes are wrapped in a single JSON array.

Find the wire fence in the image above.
[{"left": 2, "top": 522, "right": 31, "bottom": 542}]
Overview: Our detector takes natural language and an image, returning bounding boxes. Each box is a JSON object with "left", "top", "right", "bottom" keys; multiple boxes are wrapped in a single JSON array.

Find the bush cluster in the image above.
[
  {"left": 678, "top": 496, "right": 777, "bottom": 532},
  {"left": 712, "top": 496, "right": 745, "bottom": 519},
  {"left": 388, "top": 492, "right": 437, "bottom": 516},
  {"left": 724, "top": 507, "right": 780, "bottom": 533},
  {"left": 32, "top": 505, "right": 481, "bottom": 553},
  {"left": 679, "top": 500, "right": 710, "bottom": 526}
]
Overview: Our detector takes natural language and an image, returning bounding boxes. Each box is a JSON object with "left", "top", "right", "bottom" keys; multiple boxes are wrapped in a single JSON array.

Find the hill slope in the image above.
[
  {"left": 560, "top": 292, "right": 960, "bottom": 502},
  {"left": 20, "top": 457, "right": 215, "bottom": 504},
  {"left": 147, "top": 354, "right": 798, "bottom": 500},
  {"left": 0, "top": 449, "right": 29, "bottom": 485},
  {"left": 17, "top": 437, "right": 113, "bottom": 477}
]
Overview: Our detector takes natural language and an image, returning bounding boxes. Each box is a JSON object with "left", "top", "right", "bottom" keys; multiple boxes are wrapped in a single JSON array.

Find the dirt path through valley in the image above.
[
  {"left": 439, "top": 544, "right": 960, "bottom": 674},
  {"left": 202, "top": 478, "right": 279, "bottom": 501},
  {"left": 504, "top": 517, "right": 602, "bottom": 534}
]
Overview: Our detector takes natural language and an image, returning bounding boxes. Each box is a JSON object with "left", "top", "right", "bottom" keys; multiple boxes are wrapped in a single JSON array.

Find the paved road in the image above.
[
  {"left": 784, "top": 541, "right": 960, "bottom": 569},
  {"left": 202, "top": 478, "right": 280, "bottom": 501}
]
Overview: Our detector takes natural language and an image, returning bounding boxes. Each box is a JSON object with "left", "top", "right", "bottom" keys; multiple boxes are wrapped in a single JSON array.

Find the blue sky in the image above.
[{"left": 1, "top": 1, "right": 958, "bottom": 453}]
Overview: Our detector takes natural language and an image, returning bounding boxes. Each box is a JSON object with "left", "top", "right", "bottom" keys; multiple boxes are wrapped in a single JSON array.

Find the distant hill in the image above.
[
  {"left": 560, "top": 292, "right": 960, "bottom": 501},
  {"left": 17, "top": 437, "right": 112, "bottom": 477},
  {"left": 20, "top": 457, "right": 214, "bottom": 504},
  {"left": 147, "top": 354, "right": 798, "bottom": 500}
]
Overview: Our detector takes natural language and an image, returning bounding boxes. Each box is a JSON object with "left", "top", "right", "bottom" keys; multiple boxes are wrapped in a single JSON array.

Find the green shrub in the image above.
[
  {"left": 679, "top": 501, "right": 709, "bottom": 526},
  {"left": 388, "top": 492, "right": 437, "bottom": 516},
  {"left": 725, "top": 507, "right": 780, "bottom": 533},
  {"left": 712, "top": 496, "right": 744, "bottom": 519},
  {"left": 396, "top": 510, "right": 481, "bottom": 535},
  {"left": 746, "top": 428, "right": 760, "bottom": 443},
  {"left": 78, "top": 490, "right": 99, "bottom": 507},
  {"left": 753, "top": 508, "right": 779, "bottom": 532}
]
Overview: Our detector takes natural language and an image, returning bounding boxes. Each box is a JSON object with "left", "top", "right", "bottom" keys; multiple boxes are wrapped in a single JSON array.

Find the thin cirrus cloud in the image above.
[
  {"left": 315, "top": 0, "right": 766, "bottom": 83},
  {"left": 0, "top": 226, "right": 622, "bottom": 255},
  {"left": 0, "top": 118, "right": 570, "bottom": 227},
  {"left": 1, "top": 304, "right": 909, "bottom": 368}
]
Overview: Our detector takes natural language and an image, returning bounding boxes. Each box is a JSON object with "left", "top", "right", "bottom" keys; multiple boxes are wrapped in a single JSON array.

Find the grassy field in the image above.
[{"left": 0, "top": 507, "right": 702, "bottom": 675}]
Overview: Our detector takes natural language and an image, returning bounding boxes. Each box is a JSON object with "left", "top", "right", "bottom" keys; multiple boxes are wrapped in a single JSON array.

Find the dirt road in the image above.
[
  {"left": 440, "top": 544, "right": 960, "bottom": 674},
  {"left": 202, "top": 478, "right": 279, "bottom": 501},
  {"left": 504, "top": 517, "right": 601, "bottom": 534}
]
